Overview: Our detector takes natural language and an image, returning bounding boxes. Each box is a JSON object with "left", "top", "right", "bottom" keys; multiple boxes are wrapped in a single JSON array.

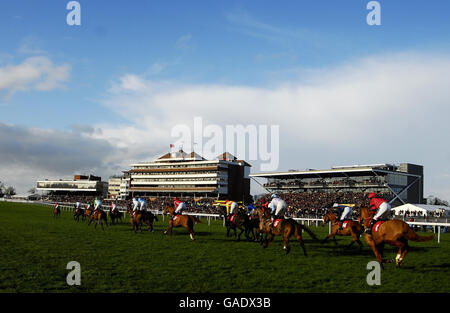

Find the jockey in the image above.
[
  {"left": 110, "top": 201, "right": 117, "bottom": 213},
  {"left": 226, "top": 200, "right": 239, "bottom": 217},
  {"left": 75, "top": 201, "right": 81, "bottom": 211},
  {"left": 94, "top": 197, "right": 102, "bottom": 213},
  {"left": 138, "top": 197, "right": 147, "bottom": 211},
  {"left": 86, "top": 201, "right": 92, "bottom": 210},
  {"left": 132, "top": 197, "right": 139, "bottom": 212},
  {"left": 247, "top": 204, "right": 255, "bottom": 216},
  {"left": 365, "top": 193, "right": 391, "bottom": 234},
  {"left": 333, "top": 203, "right": 352, "bottom": 231},
  {"left": 173, "top": 197, "right": 186, "bottom": 216},
  {"left": 54, "top": 203, "right": 59, "bottom": 210},
  {"left": 268, "top": 194, "right": 287, "bottom": 222}
]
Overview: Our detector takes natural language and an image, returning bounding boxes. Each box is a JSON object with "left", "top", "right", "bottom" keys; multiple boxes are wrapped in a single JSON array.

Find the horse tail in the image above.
[
  {"left": 297, "top": 223, "right": 319, "bottom": 242},
  {"left": 405, "top": 226, "right": 434, "bottom": 242}
]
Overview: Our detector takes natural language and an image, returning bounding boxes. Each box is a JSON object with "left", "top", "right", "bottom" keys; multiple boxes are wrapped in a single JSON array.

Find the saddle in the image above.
[
  {"left": 372, "top": 220, "right": 386, "bottom": 233},
  {"left": 227, "top": 214, "right": 237, "bottom": 223},
  {"left": 337, "top": 220, "right": 351, "bottom": 229},
  {"left": 172, "top": 214, "right": 181, "bottom": 221},
  {"left": 272, "top": 218, "right": 283, "bottom": 228}
]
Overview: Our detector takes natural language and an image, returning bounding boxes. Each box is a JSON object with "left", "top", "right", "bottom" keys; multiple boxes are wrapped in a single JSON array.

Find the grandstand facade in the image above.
[
  {"left": 36, "top": 175, "right": 108, "bottom": 197},
  {"left": 251, "top": 163, "right": 424, "bottom": 205},
  {"left": 126, "top": 150, "right": 251, "bottom": 201}
]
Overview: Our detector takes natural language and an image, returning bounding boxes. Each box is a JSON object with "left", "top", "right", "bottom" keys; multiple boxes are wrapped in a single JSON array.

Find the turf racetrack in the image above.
[{"left": 1, "top": 202, "right": 449, "bottom": 293}]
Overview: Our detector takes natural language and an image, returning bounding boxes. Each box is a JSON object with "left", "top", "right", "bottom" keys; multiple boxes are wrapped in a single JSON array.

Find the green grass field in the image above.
[{"left": 1, "top": 202, "right": 449, "bottom": 293}]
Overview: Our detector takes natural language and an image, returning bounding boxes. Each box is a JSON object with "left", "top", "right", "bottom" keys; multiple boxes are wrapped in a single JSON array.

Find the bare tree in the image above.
[
  {"left": 28, "top": 187, "right": 37, "bottom": 194},
  {"left": 427, "top": 195, "right": 449, "bottom": 206},
  {"left": 5, "top": 186, "right": 16, "bottom": 196}
]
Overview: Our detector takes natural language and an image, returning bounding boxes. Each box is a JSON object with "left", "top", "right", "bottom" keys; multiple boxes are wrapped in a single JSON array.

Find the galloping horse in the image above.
[
  {"left": 321, "top": 210, "right": 363, "bottom": 251},
  {"left": 127, "top": 204, "right": 158, "bottom": 232},
  {"left": 53, "top": 205, "right": 61, "bottom": 218},
  {"left": 88, "top": 209, "right": 108, "bottom": 230},
  {"left": 109, "top": 207, "right": 123, "bottom": 225},
  {"left": 73, "top": 206, "right": 85, "bottom": 222},
  {"left": 220, "top": 207, "right": 253, "bottom": 241},
  {"left": 252, "top": 207, "right": 318, "bottom": 255},
  {"left": 162, "top": 206, "right": 201, "bottom": 241},
  {"left": 360, "top": 207, "right": 433, "bottom": 268},
  {"left": 84, "top": 206, "right": 93, "bottom": 222}
]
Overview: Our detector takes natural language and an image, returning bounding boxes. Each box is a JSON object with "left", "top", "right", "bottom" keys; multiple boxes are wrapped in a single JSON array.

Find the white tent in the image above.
[{"left": 391, "top": 203, "right": 450, "bottom": 217}]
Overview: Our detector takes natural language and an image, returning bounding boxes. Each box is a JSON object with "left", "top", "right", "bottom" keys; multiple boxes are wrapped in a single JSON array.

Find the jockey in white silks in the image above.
[
  {"left": 268, "top": 194, "right": 287, "bottom": 221},
  {"left": 138, "top": 197, "right": 147, "bottom": 211},
  {"left": 132, "top": 197, "right": 139, "bottom": 212},
  {"left": 75, "top": 201, "right": 81, "bottom": 210},
  {"left": 94, "top": 197, "right": 102, "bottom": 212}
]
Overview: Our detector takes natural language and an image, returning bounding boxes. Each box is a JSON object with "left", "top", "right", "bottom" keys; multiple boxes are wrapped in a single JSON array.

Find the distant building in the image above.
[
  {"left": 107, "top": 173, "right": 130, "bottom": 200},
  {"left": 251, "top": 163, "right": 424, "bottom": 205},
  {"left": 107, "top": 177, "right": 122, "bottom": 199},
  {"left": 36, "top": 174, "right": 108, "bottom": 198},
  {"left": 125, "top": 149, "right": 251, "bottom": 202}
]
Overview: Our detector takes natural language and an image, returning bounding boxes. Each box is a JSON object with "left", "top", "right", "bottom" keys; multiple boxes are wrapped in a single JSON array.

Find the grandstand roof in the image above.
[{"left": 250, "top": 165, "right": 421, "bottom": 179}]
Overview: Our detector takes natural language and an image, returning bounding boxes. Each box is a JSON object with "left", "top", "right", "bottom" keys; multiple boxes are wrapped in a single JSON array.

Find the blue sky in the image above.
[
  {"left": 1, "top": 0, "right": 450, "bottom": 199},
  {"left": 2, "top": 0, "right": 450, "bottom": 128}
]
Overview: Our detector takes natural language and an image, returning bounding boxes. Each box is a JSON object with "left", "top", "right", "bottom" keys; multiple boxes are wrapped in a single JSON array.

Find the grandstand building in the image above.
[
  {"left": 250, "top": 163, "right": 424, "bottom": 205},
  {"left": 36, "top": 175, "right": 108, "bottom": 198},
  {"left": 125, "top": 150, "right": 251, "bottom": 201}
]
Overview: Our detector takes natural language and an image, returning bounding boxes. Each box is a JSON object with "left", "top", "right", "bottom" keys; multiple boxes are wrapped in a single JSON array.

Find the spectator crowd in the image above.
[{"left": 44, "top": 191, "right": 393, "bottom": 218}]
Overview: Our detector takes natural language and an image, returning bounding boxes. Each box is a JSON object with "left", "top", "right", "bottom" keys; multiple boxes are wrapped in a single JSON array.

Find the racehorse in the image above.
[
  {"left": 162, "top": 206, "right": 201, "bottom": 241},
  {"left": 252, "top": 207, "right": 318, "bottom": 255},
  {"left": 220, "top": 207, "right": 253, "bottom": 241},
  {"left": 88, "top": 209, "right": 108, "bottom": 230},
  {"left": 53, "top": 205, "right": 61, "bottom": 218},
  {"left": 84, "top": 206, "right": 93, "bottom": 222},
  {"left": 73, "top": 206, "right": 85, "bottom": 222},
  {"left": 360, "top": 207, "right": 433, "bottom": 268},
  {"left": 109, "top": 207, "right": 123, "bottom": 225},
  {"left": 321, "top": 210, "right": 363, "bottom": 251},
  {"left": 127, "top": 204, "right": 158, "bottom": 233}
]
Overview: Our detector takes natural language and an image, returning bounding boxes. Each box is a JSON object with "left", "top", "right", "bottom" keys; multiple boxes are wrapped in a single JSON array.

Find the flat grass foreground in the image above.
[{"left": 0, "top": 202, "right": 449, "bottom": 293}]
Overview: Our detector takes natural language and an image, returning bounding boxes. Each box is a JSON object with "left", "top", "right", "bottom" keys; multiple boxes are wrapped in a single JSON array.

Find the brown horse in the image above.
[
  {"left": 88, "top": 209, "right": 108, "bottom": 230},
  {"left": 252, "top": 207, "right": 318, "bottom": 255},
  {"left": 360, "top": 207, "right": 433, "bottom": 268},
  {"left": 162, "top": 206, "right": 201, "bottom": 241},
  {"left": 84, "top": 206, "right": 93, "bottom": 222},
  {"left": 73, "top": 207, "right": 85, "bottom": 222},
  {"left": 53, "top": 205, "right": 61, "bottom": 218},
  {"left": 127, "top": 204, "right": 158, "bottom": 232},
  {"left": 109, "top": 207, "right": 123, "bottom": 225},
  {"left": 220, "top": 207, "right": 253, "bottom": 241},
  {"left": 321, "top": 210, "right": 363, "bottom": 251}
]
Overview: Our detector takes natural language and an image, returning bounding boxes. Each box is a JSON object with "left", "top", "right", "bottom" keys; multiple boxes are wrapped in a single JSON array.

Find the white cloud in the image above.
[
  {"left": 94, "top": 51, "right": 450, "bottom": 198},
  {"left": 2, "top": 51, "right": 450, "bottom": 200},
  {"left": 175, "top": 33, "right": 192, "bottom": 49},
  {"left": 0, "top": 56, "right": 71, "bottom": 96}
]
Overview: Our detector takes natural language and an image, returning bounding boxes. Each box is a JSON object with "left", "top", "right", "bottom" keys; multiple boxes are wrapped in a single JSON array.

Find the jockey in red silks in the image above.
[
  {"left": 173, "top": 197, "right": 186, "bottom": 216},
  {"left": 365, "top": 193, "right": 391, "bottom": 234}
]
